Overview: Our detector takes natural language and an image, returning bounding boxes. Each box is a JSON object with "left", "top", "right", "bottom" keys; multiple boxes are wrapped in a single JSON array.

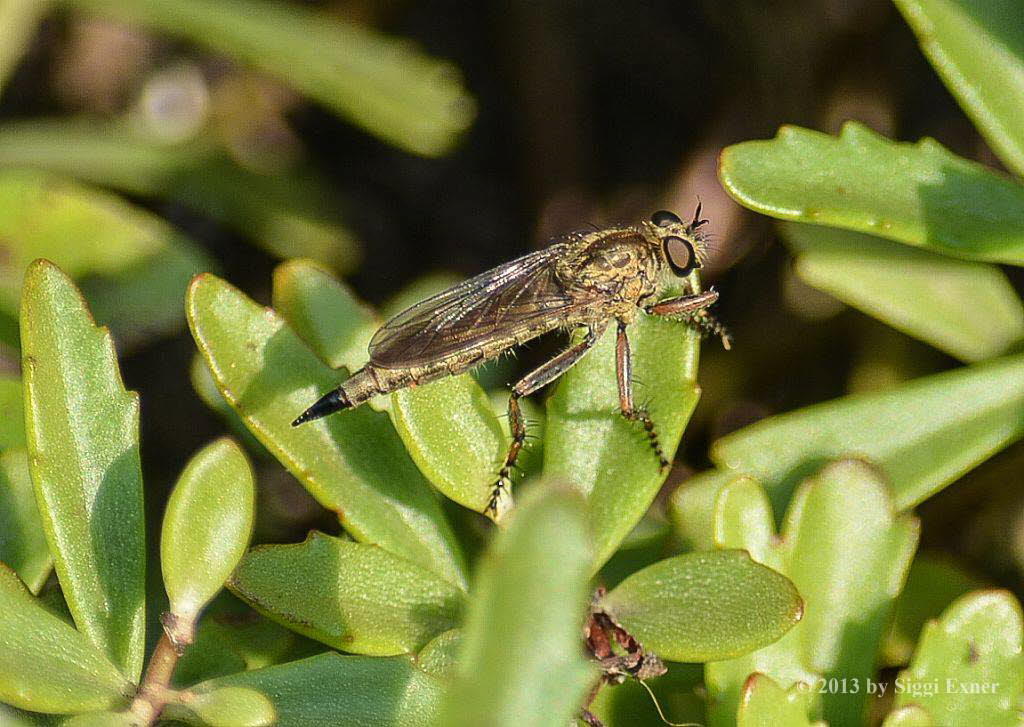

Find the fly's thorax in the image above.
[{"left": 554, "top": 226, "right": 661, "bottom": 302}]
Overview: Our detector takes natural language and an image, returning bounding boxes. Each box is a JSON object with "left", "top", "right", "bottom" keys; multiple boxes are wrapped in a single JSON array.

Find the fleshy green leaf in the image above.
[
  {"left": 0, "top": 375, "right": 25, "bottom": 448},
  {"left": 0, "top": 169, "right": 158, "bottom": 282},
  {"left": 177, "top": 686, "right": 276, "bottom": 727},
  {"left": 437, "top": 486, "right": 596, "bottom": 727},
  {"left": 175, "top": 652, "right": 446, "bottom": 726},
  {"left": 228, "top": 532, "right": 463, "bottom": 655},
  {"left": 0, "top": 703, "right": 56, "bottom": 726},
  {"left": 894, "top": 590, "right": 1024, "bottom": 725},
  {"left": 0, "top": 120, "right": 360, "bottom": 271},
  {"left": 712, "top": 352, "right": 1024, "bottom": 514},
  {"left": 586, "top": 662, "right": 706, "bottom": 727},
  {"left": 719, "top": 122, "right": 1024, "bottom": 264},
  {"left": 543, "top": 280, "right": 701, "bottom": 568},
  {"left": 0, "top": 564, "right": 130, "bottom": 713},
  {"left": 271, "top": 260, "right": 377, "bottom": 373},
  {"left": 272, "top": 259, "right": 507, "bottom": 515},
  {"left": 736, "top": 673, "right": 822, "bottom": 727},
  {"left": 392, "top": 378, "right": 508, "bottom": 517},
  {"left": 0, "top": 168, "right": 210, "bottom": 347},
  {"left": 882, "top": 553, "right": 987, "bottom": 667},
  {"left": 416, "top": 629, "right": 460, "bottom": 680},
  {"left": 597, "top": 510, "right": 673, "bottom": 590},
  {"left": 186, "top": 273, "right": 467, "bottom": 588},
  {"left": 59, "top": 712, "right": 135, "bottom": 726},
  {"left": 669, "top": 469, "right": 752, "bottom": 552},
  {"left": 172, "top": 595, "right": 303, "bottom": 687},
  {"left": 61, "top": 0, "right": 474, "bottom": 156},
  {"left": 599, "top": 550, "right": 802, "bottom": 662},
  {"left": 271, "top": 259, "right": 387, "bottom": 414},
  {"left": 882, "top": 706, "right": 934, "bottom": 727},
  {"left": 190, "top": 354, "right": 268, "bottom": 458},
  {"left": 0, "top": 448, "right": 50, "bottom": 593},
  {"left": 161, "top": 438, "right": 256, "bottom": 642},
  {"left": 894, "top": 0, "right": 1024, "bottom": 178},
  {"left": 81, "top": 239, "right": 212, "bottom": 350},
  {"left": 21, "top": 260, "right": 145, "bottom": 679},
  {"left": 706, "top": 461, "right": 919, "bottom": 727},
  {"left": 779, "top": 222, "right": 1024, "bottom": 362}
]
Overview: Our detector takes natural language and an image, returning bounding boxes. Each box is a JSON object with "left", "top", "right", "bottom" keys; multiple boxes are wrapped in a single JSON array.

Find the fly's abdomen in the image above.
[
  {"left": 291, "top": 366, "right": 383, "bottom": 426},
  {"left": 339, "top": 366, "right": 388, "bottom": 406}
]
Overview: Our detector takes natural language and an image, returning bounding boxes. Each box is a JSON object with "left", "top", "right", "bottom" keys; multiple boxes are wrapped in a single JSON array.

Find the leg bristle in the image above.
[{"left": 623, "top": 407, "right": 670, "bottom": 471}]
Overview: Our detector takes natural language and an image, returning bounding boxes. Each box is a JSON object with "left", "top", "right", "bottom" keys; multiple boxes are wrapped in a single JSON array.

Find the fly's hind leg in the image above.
[
  {"left": 645, "top": 289, "right": 732, "bottom": 349},
  {"left": 487, "top": 324, "right": 605, "bottom": 518},
  {"left": 616, "top": 321, "right": 669, "bottom": 472}
]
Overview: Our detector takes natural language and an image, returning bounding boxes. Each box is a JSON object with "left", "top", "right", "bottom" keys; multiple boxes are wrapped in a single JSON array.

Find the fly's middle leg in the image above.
[
  {"left": 487, "top": 325, "right": 605, "bottom": 518},
  {"left": 645, "top": 289, "right": 732, "bottom": 349},
  {"left": 616, "top": 320, "right": 669, "bottom": 472}
]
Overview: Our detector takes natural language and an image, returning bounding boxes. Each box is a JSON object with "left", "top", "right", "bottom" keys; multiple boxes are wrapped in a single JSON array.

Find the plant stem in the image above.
[{"left": 128, "top": 614, "right": 186, "bottom": 725}]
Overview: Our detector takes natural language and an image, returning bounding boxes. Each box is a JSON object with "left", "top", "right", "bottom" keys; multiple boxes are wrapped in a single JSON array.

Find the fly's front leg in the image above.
[
  {"left": 645, "top": 289, "right": 732, "bottom": 349},
  {"left": 487, "top": 325, "right": 605, "bottom": 519},
  {"left": 616, "top": 321, "right": 669, "bottom": 472}
]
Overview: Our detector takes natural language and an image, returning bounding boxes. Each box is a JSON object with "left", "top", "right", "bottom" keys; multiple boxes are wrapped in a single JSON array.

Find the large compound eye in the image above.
[
  {"left": 651, "top": 210, "right": 681, "bottom": 227},
  {"left": 664, "top": 235, "right": 697, "bottom": 275}
]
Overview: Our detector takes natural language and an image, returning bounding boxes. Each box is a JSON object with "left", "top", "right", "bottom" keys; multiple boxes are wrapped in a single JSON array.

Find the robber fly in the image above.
[{"left": 292, "top": 207, "right": 730, "bottom": 516}]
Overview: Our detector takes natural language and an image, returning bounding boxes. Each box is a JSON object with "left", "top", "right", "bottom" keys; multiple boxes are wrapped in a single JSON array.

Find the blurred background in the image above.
[{"left": 0, "top": 0, "right": 1016, "bottom": 590}]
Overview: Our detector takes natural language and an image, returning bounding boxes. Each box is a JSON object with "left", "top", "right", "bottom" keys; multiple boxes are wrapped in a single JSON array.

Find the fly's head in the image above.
[{"left": 647, "top": 206, "right": 708, "bottom": 286}]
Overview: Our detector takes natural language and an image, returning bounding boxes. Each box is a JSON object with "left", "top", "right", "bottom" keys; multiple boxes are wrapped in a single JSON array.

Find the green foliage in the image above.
[
  {"left": 5, "top": 0, "right": 1024, "bottom": 724},
  {"left": 178, "top": 653, "right": 446, "bottom": 726},
  {"left": 692, "top": 1, "right": 1024, "bottom": 723},
  {"left": 173, "top": 686, "right": 275, "bottom": 727},
  {"left": 0, "top": 375, "right": 26, "bottom": 448},
  {"left": 228, "top": 533, "right": 464, "bottom": 655},
  {"left": 0, "top": 121, "right": 360, "bottom": 272},
  {"left": 0, "top": 168, "right": 211, "bottom": 348},
  {"left": 699, "top": 462, "right": 918, "bottom": 727},
  {"left": 0, "top": 565, "right": 130, "bottom": 714},
  {"left": 392, "top": 376, "right": 509, "bottom": 516},
  {"left": 711, "top": 353, "right": 1024, "bottom": 514},
  {"left": 779, "top": 222, "right": 1024, "bottom": 362},
  {"left": 186, "top": 274, "right": 467, "bottom": 589},
  {"left": 544, "top": 275, "right": 701, "bottom": 568},
  {"left": 0, "top": 449, "right": 50, "bottom": 593},
  {"left": 881, "top": 706, "right": 934, "bottom": 727},
  {"left": 894, "top": 591, "right": 1024, "bottom": 725},
  {"left": 882, "top": 554, "right": 987, "bottom": 667},
  {"left": 0, "top": 0, "right": 50, "bottom": 90},
  {"left": 436, "top": 487, "right": 596, "bottom": 727},
  {"left": 171, "top": 596, "right": 304, "bottom": 687},
  {"left": 161, "top": 439, "right": 255, "bottom": 643},
  {"left": 894, "top": 0, "right": 1024, "bottom": 177},
  {"left": 598, "top": 550, "right": 803, "bottom": 662},
  {"left": 60, "top": 0, "right": 475, "bottom": 157},
  {"left": 719, "top": 122, "right": 1024, "bottom": 264},
  {"left": 21, "top": 260, "right": 146, "bottom": 680},
  {"left": 736, "top": 674, "right": 822, "bottom": 727},
  {"left": 415, "top": 630, "right": 460, "bottom": 680},
  {"left": 271, "top": 260, "right": 377, "bottom": 373}
]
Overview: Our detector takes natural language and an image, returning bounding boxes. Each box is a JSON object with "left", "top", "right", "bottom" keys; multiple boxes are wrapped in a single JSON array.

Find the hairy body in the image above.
[{"left": 293, "top": 208, "right": 729, "bottom": 516}]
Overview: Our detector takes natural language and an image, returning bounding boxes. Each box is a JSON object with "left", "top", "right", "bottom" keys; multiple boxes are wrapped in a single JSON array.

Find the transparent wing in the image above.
[{"left": 369, "top": 243, "right": 583, "bottom": 368}]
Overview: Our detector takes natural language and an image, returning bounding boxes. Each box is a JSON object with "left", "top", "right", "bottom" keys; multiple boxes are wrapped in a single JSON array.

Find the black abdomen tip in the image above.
[{"left": 291, "top": 388, "right": 351, "bottom": 426}]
